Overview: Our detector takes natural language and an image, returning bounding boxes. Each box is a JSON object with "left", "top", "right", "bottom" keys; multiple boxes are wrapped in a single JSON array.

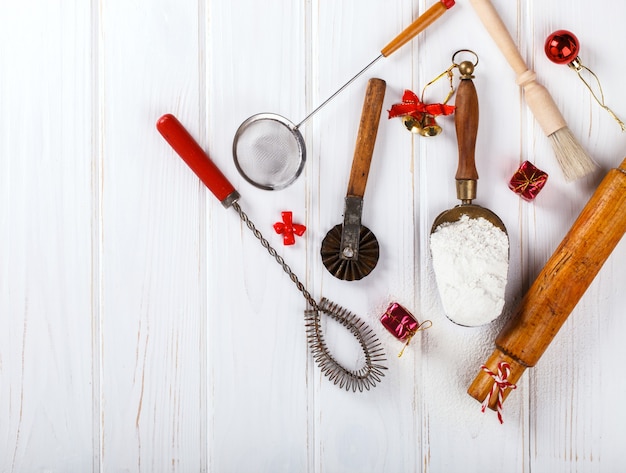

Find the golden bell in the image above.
[
  {"left": 402, "top": 115, "right": 422, "bottom": 134},
  {"left": 403, "top": 113, "right": 442, "bottom": 137},
  {"left": 418, "top": 114, "right": 442, "bottom": 136}
]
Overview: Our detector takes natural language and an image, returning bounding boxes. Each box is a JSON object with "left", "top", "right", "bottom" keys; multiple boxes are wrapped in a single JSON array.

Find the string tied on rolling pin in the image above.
[{"left": 480, "top": 362, "right": 517, "bottom": 424}]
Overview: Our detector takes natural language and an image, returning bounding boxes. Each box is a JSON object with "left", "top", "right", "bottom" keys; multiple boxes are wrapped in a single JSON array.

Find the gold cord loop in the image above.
[{"left": 571, "top": 62, "right": 626, "bottom": 131}]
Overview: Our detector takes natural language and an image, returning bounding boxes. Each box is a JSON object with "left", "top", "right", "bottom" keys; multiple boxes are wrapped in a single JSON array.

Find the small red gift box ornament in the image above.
[
  {"left": 380, "top": 302, "right": 432, "bottom": 357},
  {"left": 508, "top": 161, "right": 548, "bottom": 201}
]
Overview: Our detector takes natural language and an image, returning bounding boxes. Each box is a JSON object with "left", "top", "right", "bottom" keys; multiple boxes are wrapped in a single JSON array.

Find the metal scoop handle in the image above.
[
  {"left": 454, "top": 70, "right": 479, "bottom": 203},
  {"left": 157, "top": 114, "right": 241, "bottom": 208}
]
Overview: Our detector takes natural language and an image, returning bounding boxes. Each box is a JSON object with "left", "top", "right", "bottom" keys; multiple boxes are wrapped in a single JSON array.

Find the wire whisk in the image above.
[{"left": 157, "top": 114, "right": 387, "bottom": 392}]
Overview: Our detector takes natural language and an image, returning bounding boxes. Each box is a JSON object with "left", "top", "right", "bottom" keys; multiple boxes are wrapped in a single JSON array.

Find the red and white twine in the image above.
[{"left": 480, "top": 361, "right": 517, "bottom": 424}]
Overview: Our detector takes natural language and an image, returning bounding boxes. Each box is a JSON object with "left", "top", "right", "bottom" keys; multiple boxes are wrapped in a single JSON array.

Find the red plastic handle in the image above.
[{"left": 156, "top": 114, "right": 239, "bottom": 207}]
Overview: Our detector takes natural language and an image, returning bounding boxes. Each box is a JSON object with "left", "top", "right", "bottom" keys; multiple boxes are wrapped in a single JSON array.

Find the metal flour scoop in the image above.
[{"left": 430, "top": 60, "right": 509, "bottom": 327}]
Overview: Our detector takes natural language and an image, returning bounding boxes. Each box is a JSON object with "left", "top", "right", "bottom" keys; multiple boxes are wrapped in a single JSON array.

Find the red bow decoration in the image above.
[
  {"left": 273, "top": 211, "right": 306, "bottom": 246},
  {"left": 388, "top": 89, "right": 455, "bottom": 119}
]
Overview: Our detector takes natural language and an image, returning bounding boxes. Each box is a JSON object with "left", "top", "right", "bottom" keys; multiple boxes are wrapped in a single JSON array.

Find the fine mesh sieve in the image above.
[
  {"left": 233, "top": 113, "right": 306, "bottom": 190},
  {"left": 232, "top": 0, "right": 455, "bottom": 190}
]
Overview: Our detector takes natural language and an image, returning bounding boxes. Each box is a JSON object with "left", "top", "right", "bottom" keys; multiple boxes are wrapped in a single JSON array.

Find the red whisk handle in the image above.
[{"left": 157, "top": 114, "right": 240, "bottom": 208}]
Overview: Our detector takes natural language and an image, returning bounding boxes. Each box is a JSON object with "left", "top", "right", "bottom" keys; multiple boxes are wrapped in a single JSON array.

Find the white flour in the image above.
[{"left": 430, "top": 214, "right": 509, "bottom": 326}]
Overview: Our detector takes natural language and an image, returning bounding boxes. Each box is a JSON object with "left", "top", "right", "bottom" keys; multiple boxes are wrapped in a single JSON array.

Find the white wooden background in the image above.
[{"left": 2, "top": 0, "right": 626, "bottom": 471}]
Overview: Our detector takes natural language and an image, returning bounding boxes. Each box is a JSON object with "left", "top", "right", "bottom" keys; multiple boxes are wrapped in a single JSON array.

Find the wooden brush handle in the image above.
[
  {"left": 454, "top": 76, "right": 479, "bottom": 182},
  {"left": 381, "top": 0, "right": 454, "bottom": 57},
  {"left": 346, "top": 78, "right": 386, "bottom": 198},
  {"left": 468, "top": 0, "right": 527, "bottom": 75},
  {"left": 469, "top": 0, "right": 567, "bottom": 136},
  {"left": 468, "top": 158, "right": 626, "bottom": 408}
]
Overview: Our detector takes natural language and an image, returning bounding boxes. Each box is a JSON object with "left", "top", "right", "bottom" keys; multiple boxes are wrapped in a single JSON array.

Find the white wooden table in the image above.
[{"left": 2, "top": 0, "right": 626, "bottom": 471}]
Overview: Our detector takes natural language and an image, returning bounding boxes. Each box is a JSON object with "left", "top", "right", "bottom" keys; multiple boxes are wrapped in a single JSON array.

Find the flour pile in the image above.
[{"left": 430, "top": 214, "right": 509, "bottom": 326}]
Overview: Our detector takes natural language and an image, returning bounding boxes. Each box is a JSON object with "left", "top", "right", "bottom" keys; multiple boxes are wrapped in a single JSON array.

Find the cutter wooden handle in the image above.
[
  {"left": 346, "top": 78, "right": 386, "bottom": 198},
  {"left": 468, "top": 158, "right": 626, "bottom": 409}
]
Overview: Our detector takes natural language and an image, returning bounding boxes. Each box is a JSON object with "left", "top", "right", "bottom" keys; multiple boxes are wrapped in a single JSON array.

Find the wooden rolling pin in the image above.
[{"left": 468, "top": 158, "right": 626, "bottom": 409}]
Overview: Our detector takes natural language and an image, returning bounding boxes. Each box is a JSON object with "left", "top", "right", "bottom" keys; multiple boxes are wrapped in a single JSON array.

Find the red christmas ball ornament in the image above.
[
  {"left": 544, "top": 29, "right": 625, "bottom": 131},
  {"left": 545, "top": 29, "right": 580, "bottom": 65}
]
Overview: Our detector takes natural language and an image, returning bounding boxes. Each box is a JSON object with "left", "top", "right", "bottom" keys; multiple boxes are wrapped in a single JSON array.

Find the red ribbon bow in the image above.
[
  {"left": 273, "top": 211, "right": 306, "bottom": 246},
  {"left": 480, "top": 362, "right": 517, "bottom": 424},
  {"left": 388, "top": 89, "right": 455, "bottom": 119}
]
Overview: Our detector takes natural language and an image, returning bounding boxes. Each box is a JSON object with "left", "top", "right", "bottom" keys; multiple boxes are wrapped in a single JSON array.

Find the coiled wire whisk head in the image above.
[
  {"left": 305, "top": 299, "right": 387, "bottom": 392},
  {"left": 232, "top": 202, "right": 387, "bottom": 391}
]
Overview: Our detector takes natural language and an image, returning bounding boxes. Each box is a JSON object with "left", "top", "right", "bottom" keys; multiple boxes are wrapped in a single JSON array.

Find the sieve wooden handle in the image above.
[
  {"left": 380, "top": 0, "right": 455, "bottom": 57},
  {"left": 346, "top": 78, "right": 386, "bottom": 198},
  {"left": 454, "top": 76, "right": 479, "bottom": 182},
  {"left": 157, "top": 114, "right": 240, "bottom": 208},
  {"left": 468, "top": 158, "right": 626, "bottom": 409}
]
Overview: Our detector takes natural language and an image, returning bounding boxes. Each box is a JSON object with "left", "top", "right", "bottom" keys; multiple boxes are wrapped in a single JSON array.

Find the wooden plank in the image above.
[
  {"left": 526, "top": 0, "right": 626, "bottom": 470},
  {"left": 312, "top": 0, "right": 428, "bottom": 471},
  {"left": 98, "top": 1, "right": 206, "bottom": 470},
  {"left": 204, "top": 0, "right": 311, "bottom": 471},
  {"left": 415, "top": 0, "right": 527, "bottom": 470},
  {"left": 0, "top": 0, "right": 95, "bottom": 470}
]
